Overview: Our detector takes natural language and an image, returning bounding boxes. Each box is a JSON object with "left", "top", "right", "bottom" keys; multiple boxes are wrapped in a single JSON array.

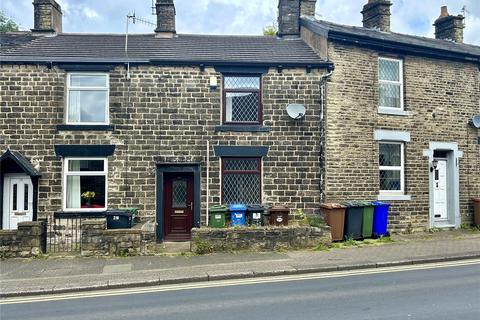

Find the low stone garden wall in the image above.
[
  {"left": 81, "top": 219, "right": 156, "bottom": 257},
  {"left": 191, "top": 225, "right": 332, "bottom": 254},
  {"left": 0, "top": 221, "right": 46, "bottom": 258}
]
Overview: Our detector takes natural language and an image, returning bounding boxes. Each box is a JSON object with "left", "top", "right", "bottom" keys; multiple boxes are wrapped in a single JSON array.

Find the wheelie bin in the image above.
[
  {"left": 473, "top": 198, "right": 480, "bottom": 227},
  {"left": 342, "top": 202, "right": 363, "bottom": 240},
  {"left": 358, "top": 201, "right": 374, "bottom": 238},
  {"left": 209, "top": 205, "right": 228, "bottom": 228},
  {"left": 320, "top": 203, "right": 346, "bottom": 241},
  {"left": 229, "top": 204, "right": 247, "bottom": 227},
  {"left": 269, "top": 206, "right": 289, "bottom": 226},
  {"left": 247, "top": 205, "right": 264, "bottom": 226},
  {"left": 371, "top": 201, "right": 390, "bottom": 237}
]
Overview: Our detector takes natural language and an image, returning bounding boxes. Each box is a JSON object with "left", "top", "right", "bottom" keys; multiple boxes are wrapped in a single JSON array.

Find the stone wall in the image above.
[
  {"left": 80, "top": 219, "right": 156, "bottom": 256},
  {"left": 191, "top": 225, "right": 331, "bottom": 253},
  {"left": 302, "top": 29, "right": 480, "bottom": 232},
  {"left": 0, "top": 221, "right": 46, "bottom": 258},
  {"left": 0, "top": 64, "right": 326, "bottom": 225}
]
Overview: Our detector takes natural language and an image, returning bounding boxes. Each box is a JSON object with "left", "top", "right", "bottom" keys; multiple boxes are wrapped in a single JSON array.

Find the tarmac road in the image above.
[{"left": 1, "top": 260, "right": 479, "bottom": 320}]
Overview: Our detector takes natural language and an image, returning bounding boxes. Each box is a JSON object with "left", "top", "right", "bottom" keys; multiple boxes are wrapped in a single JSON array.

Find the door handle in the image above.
[{"left": 187, "top": 202, "right": 193, "bottom": 210}]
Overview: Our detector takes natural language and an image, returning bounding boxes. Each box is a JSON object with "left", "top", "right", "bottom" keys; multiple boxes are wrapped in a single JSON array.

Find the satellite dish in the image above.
[
  {"left": 471, "top": 115, "right": 480, "bottom": 128},
  {"left": 287, "top": 104, "right": 306, "bottom": 120}
]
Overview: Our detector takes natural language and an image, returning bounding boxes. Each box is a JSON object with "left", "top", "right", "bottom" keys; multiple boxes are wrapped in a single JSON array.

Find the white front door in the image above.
[
  {"left": 433, "top": 159, "right": 448, "bottom": 220},
  {"left": 2, "top": 174, "right": 34, "bottom": 229}
]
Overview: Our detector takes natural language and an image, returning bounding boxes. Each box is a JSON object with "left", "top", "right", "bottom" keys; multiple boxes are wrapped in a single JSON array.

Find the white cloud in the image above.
[
  {"left": 1, "top": 0, "right": 479, "bottom": 45},
  {"left": 82, "top": 7, "right": 100, "bottom": 19}
]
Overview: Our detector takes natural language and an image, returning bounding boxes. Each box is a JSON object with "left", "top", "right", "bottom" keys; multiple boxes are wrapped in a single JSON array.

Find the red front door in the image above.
[{"left": 164, "top": 173, "right": 194, "bottom": 241}]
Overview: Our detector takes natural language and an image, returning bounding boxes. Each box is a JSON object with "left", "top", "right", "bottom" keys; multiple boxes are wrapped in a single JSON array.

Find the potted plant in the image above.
[{"left": 81, "top": 191, "right": 96, "bottom": 208}]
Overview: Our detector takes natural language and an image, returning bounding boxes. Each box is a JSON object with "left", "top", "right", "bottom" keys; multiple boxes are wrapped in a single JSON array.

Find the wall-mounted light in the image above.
[
  {"left": 209, "top": 76, "right": 218, "bottom": 90},
  {"left": 430, "top": 159, "right": 439, "bottom": 172}
]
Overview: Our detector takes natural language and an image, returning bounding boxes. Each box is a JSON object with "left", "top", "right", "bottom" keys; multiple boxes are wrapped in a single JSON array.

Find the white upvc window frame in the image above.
[
  {"left": 62, "top": 157, "right": 108, "bottom": 212},
  {"left": 378, "top": 57, "right": 404, "bottom": 112},
  {"left": 66, "top": 73, "right": 110, "bottom": 125},
  {"left": 379, "top": 142, "right": 405, "bottom": 196}
]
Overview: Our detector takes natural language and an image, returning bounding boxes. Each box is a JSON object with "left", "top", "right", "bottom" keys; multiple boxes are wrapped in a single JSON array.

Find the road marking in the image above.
[{"left": 1, "top": 258, "right": 479, "bottom": 305}]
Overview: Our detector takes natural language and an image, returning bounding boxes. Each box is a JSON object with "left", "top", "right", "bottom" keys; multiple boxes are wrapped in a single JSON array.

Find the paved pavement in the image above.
[
  {"left": 1, "top": 229, "right": 479, "bottom": 298},
  {"left": 2, "top": 262, "right": 479, "bottom": 319}
]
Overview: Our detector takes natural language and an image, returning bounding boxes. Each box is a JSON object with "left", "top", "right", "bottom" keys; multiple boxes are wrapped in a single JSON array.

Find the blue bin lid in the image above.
[
  {"left": 371, "top": 201, "right": 391, "bottom": 207},
  {"left": 229, "top": 204, "right": 247, "bottom": 211}
]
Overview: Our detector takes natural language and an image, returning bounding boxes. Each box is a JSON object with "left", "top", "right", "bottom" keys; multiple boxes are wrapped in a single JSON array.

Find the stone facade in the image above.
[
  {"left": 0, "top": 221, "right": 46, "bottom": 258},
  {"left": 81, "top": 219, "right": 156, "bottom": 256},
  {"left": 191, "top": 225, "right": 331, "bottom": 253},
  {"left": 302, "top": 28, "right": 480, "bottom": 232},
  {"left": 0, "top": 64, "right": 326, "bottom": 227}
]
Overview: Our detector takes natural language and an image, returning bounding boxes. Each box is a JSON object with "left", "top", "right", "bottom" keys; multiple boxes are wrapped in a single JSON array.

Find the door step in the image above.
[{"left": 160, "top": 241, "right": 191, "bottom": 253}]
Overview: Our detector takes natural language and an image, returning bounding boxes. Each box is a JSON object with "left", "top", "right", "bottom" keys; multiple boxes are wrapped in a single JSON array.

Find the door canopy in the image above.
[{"left": 0, "top": 149, "right": 41, "bottom": 177}]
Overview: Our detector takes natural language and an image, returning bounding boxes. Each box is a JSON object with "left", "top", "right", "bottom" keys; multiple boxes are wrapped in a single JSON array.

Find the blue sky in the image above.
[{"left": 1, "top": 0, "right": 479, "bottom": 45}]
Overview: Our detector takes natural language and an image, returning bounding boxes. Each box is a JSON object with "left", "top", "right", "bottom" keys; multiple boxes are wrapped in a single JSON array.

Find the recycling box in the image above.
[
  {"left": 229, "top": 204, "right": 247, "bottom": 227},
  {"left": 105, "top": 208, "right": 137, "bottom": 229}
]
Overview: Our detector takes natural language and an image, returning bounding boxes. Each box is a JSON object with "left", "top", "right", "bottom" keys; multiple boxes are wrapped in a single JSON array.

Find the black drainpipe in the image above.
[{"left": 319, "top": 65, "right": 334, "bottom": 202}]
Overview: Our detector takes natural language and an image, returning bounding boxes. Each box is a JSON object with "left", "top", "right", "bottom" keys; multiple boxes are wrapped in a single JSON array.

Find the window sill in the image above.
[
  {"left": 378, "top": 108, "right": 410, "bottom": 116},
  {"left": 377, "top": 194, "right": 412, "bottom": 201},
  {"left": 57, "top": 124, "right": 115, "bottom": 131},
  {"left": 215, "top": 125, "right": 271, "bottom": 132},
  {"left": 54, "top": 210, "right": 107, "bottom": 218}
]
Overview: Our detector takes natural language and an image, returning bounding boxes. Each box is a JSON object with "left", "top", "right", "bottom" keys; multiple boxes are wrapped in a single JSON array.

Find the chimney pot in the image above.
[
  {"left": 32, "top": 0, "right": 62, "bottom": 33},
  {"left": 439, "top": 6, "right": 449, "bottom": 17},
  {"left": 155, "top": 0, "right": 176, "bottom": 37},
  {"left": 361, "top": 0, "right": 392, "bottom": 32},
  {"left": 433, "top": 6, "right": 464, "bottom": 43}
]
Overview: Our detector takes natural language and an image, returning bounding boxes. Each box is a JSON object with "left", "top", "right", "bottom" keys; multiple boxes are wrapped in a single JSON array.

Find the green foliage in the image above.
[
  {"left": 263, "top": 25, "right": 277, "bottom": 36},
  {"left": 313, "top": 242, "right": 330, "bottom": 251},
  {"left": 193, "top": 236, "right": 214, "bottom": 255},
  {"left": 0, "top": 11, "right": 19, "bottom": 32}
]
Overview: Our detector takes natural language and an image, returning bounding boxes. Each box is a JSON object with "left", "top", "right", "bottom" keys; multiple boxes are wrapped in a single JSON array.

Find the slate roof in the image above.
[
  {"left": 0, "top": 33, "right": 328, "bottom": 67},
  {"left": 301, "top": 17, "right": 480, "bottom": 62},
  {"left": 0, "top": 32, "right": 41, "bottom": 53}
]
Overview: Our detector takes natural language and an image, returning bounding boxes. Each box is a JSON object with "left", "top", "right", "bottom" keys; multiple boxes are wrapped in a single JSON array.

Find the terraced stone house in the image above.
[
  {"left": 0, "top": 0, "right": 332, "bottom": 244},
  {"left": 300, "top": 0, "right": 480, "bottom": 232},
  {"left": 0, "top": 0, "right": 479, "bottom": 247}
]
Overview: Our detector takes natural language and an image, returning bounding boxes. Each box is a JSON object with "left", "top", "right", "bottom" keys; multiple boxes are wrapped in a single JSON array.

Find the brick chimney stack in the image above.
[
  {"left": 361, "top": 0, "right": 392, "bottom": 32},
  {"left": 300, "top": 0, "right": 317, "bottom": 17},
  {"left": 32, "top": 0, "right": 62, "bottom": 33},
  {"left": 155, "top": 0, "right": 176, "bottom": 38},
  {"left": 278, "top": 0, "right": 300, "bottom": 37},
  {"left": 433, "top": 6, "right": 464, "bottom": 43}
]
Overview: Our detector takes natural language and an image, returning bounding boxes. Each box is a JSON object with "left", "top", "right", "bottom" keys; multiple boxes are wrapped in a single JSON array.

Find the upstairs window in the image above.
[
  {"left": 379, "top": 142, "right": 404, "bottom": 194},
  {"left": 222, "top": 157, "right": 261, "bottom": 205},
  {"left": 67, "top": 73, "right": 109, "bottom": 124},
  {"left": 223, "top": 75, "right": 262, "bottom": 124},
  {"left": 63, "top": 158, "right": 107, "bottom": 211},
  {"left": 378, "top": 57, "right": 403, "bottom": 110}
]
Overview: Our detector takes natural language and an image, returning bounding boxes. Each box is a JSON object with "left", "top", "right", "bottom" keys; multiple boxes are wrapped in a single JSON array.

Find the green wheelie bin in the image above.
[
  {"left": 358, "top": 201, "right": 374, "bottom": 238},
  {"left": 209, "top": 205, "right": 228, "bottom": 228}
]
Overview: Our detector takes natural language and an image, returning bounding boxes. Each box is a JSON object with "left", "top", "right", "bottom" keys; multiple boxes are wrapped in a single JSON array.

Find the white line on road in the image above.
[{"left": 2, "top": 258, "right": 479, "bottom": 305}]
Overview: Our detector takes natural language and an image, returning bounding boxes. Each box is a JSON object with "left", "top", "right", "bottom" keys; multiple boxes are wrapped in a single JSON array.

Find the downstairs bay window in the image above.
[{"left": 63, "top": 158, "right": 107, "bottom": 211}]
